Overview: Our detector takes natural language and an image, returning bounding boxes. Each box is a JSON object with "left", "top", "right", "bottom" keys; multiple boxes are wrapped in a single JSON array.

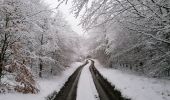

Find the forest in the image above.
[
  {"left": 82, "top": 0, "right": 170, "bottom": 78},
  {"left": 0, "top": 0, "right": 170, "bottom": 99},
  {"left": 0, "top": 0, "right": 81, "bottom": 93}
]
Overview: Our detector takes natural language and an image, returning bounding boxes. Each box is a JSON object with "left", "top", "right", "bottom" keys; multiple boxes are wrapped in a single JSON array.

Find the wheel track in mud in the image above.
[
  {"left": 51, "top": 59, "right": 130, "bottom": 100},
  {"left": 89, "top": 60, "right": 130, "bottom": 100},
  {"left": 53, "top": 60, "right": 88, "bottom": 100}
]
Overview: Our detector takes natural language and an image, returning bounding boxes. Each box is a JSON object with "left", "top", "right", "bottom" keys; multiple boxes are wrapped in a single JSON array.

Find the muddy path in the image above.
[
  {"left": 50, "top": 59, "right": 130, "bottom": 100},
  {"left": 53, "top": 60, "right": 88, "bottom": 100},
  {"left": 89, "top": 60, "right": 130, "bottom": 100}
]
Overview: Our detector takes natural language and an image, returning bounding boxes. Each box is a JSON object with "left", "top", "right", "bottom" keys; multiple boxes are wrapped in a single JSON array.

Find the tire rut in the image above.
[
  {"left": 89, "top": 60, "right": 130, "bottom": 100},
  {"left": 53, "top": 60, "right": 88, "bottom": 100}
]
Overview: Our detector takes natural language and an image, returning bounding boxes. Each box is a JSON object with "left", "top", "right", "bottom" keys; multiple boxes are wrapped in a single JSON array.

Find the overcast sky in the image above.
[{"left": 43, "top": 0, "right": 84, "bottom": 36}]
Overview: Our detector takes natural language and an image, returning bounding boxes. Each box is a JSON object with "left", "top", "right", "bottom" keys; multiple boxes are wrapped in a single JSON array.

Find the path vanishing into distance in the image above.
[{"left": 52, "top": 60, "right": 130, "bottom": 100}]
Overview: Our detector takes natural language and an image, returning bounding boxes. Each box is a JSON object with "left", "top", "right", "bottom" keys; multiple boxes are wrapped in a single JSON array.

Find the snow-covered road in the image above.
[
  {"left": 76, "top": 61, "right": 99, "bottom": 100},
  {"left": 54, "top": 60, "right": 124, "bottom": 100},
  {"left": 2, "top": 59, "right": 169, "bottom": 100}
]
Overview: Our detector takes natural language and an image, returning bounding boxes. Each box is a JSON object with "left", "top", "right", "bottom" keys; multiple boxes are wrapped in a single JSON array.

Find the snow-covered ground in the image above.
[
  {"left": 77, "top": 61, "right": 99, "bottom": 100},
  {"left": 0, "top": 62, "right": 82, "bottom": 100},
  {"left": 94, "top": 60, "right": 170, "bottom": 100}
]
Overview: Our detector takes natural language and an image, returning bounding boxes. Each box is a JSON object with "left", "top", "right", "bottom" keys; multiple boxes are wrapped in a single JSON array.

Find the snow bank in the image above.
[
  {"left": 94, "top": 60, "right": 170, "bottom": 100},
  {"left": 0, "top": 62, "right": 82, "bottom": 100}
]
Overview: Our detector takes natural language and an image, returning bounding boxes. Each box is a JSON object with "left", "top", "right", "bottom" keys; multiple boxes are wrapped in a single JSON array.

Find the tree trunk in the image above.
[
  {"left": 39, "top": 58, "right": 43, "bottom": 78},
  {"left": 0, "top": 34, "right": 8, "bottom": 81},
  {"left": 51, "top": 67, "right": 53, "bottom": 75},
  {"left": 0, "top": 62, "right": 2, "bottom": 81},
  {"left": 39, "top": 34, "right": 44, "bottom": 78}
]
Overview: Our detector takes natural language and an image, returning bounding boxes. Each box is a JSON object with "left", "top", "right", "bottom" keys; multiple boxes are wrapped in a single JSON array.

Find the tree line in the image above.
[
  {"left": 0, "top": 0, "right": 80, "bottom": 93},
  {"left": 70, "top": 0, "right": 170, "bottom": 78}
]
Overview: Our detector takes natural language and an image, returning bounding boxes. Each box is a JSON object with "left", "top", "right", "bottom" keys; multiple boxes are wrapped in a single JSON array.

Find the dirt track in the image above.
[
  {"left": 51, "top": 60, "right": 130, "bottom": 100},
  {"left": 89, "top": 60, "right": 130, "bottom": 100},
  {"left": 53, "top": 60, "right": 88, "bottom": 100}
]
